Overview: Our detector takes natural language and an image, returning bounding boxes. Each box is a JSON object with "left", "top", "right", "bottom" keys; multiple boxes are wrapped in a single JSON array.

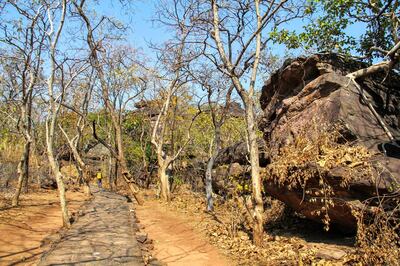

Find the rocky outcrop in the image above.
[
  {"left": 133, "top": 99, "right": 162, "bottom": 118},
  {"left": 226, "top": 102, "right": 246, "bottom": 118},
  {"left": 215, "top": 139, "right": 269, "bottom": 167},
  {"left": 259, "top": 53, "right": 400, "bottom": 231}
]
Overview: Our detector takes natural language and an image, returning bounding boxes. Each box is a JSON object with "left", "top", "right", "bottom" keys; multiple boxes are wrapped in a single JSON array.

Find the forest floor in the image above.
[
  {"left": 0, "top": 184, "right": 359, "bottom": 266},
  {"left": 0, "top": 187, "right": 86, "bottom": 265},
  {"left": 136, "top": 185, "right": 358, "bottom": 265},
  {"left": 135, "top": 191, "right": 232, "bottom": 266}
]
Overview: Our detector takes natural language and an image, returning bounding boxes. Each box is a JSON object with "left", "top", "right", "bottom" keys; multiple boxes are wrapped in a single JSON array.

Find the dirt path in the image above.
[
  {"left": 135, "top": 198, "right": 231, "bottom": 266},
  {"left": 0, "top": 189, "right": 85, "bottom": 265},
  {"left": 38, "top": 187, "right": 144, "bottom": 265}
]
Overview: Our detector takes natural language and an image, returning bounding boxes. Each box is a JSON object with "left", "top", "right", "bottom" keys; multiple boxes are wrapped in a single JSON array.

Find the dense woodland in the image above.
[{"left": 0, "top": 0, "right": 399, "bottom": 265}]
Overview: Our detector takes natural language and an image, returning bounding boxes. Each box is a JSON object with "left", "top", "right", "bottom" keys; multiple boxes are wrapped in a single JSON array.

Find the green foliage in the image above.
[
  {"left": 122, "top": 112, "right": 154, "bottom": 167},
  {"left": 270, "top": 0, "right": 398, "bottom": 59},
  {"left": 221, "top": 117, "right": 247, "bottom": 147},
  {"left": 190, "top": 112, "right": 213, "bottom": 155},
  {"left": 188, "top": 111, "right": 246, "bottom": 159},
  {"left": 270, "top": 0, "right": 356, "bottom": 53},
  {"left": 300, "top": 17, "right": 356, "bottom": 53},
  {"left": 124, "top": 137, "right": 144, "bottom": 164},
  {"left": 269, "top": 29, "right": 304, "bottom": 50}
]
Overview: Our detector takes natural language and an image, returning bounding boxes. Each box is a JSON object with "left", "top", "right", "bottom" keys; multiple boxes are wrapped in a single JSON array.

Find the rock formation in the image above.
[
  {"left": 215, "top": 139, "right": 269, "bottom": 167},
  {"left": 259, "top": 53, "right": 400, "bottom": 231}
]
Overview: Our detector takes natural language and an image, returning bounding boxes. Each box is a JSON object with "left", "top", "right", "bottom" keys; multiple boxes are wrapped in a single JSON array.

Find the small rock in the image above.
[
  {"left": 148, "top": 258, "right": 167, "bottom": 266},
  {"left": 315, "top": 248, "right": 347, "bottom": 260},
  {"left": 137, "top": 233, "right": 148, "bottom": 244}
]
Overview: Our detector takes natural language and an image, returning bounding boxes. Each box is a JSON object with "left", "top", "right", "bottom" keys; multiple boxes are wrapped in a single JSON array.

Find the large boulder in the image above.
[
  {"left": 259, "top": 53, "right": 400, "bottom": 231},
  {"left": 212, "top": 163, "right": 248, "bottom": 195}
]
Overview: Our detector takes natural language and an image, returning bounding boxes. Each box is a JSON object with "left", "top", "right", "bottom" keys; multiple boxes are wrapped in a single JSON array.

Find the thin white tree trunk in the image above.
[
  {"left": 45, "top": 0, "right": 70, "bottom": 228},
  {"left": 245, "top": 100, "right": 264, "bottom": 245},
  {"left": 47, "top": 117, "right": 70, "bottom": 227},
  {"left": 158, "top": 163, "right": 171, "bottom": 201},
  {"left": 205, "top": 128, "right": 221, "bottom": 212},
  {"left": 211, "top": 0, "right": 265, "bottom": 245},
  {"left": 157, "top": 149, "right": 172, "bottom": 201},
  {"left": 205, "top": 155, "right": 215, "bottom": 212}
]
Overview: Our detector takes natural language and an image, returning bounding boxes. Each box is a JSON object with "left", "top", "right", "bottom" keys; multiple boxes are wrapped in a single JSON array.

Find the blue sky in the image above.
[
  {"left": 96, "top": 0, "right": 169, "bottom": 56},
  {"left": 1, "top": 0, "right": 368, "bottom": 100},
  {"left": 92, "top": 0, "right": 368, "bottom": 104},
  {"left": 0, "top": 0, "right": 367, "bottom": 60},
  {"left": 95, "top": 0, "right": 366, "bottom": 61},
  {"left": 0, "top": 0, "right": 371, "bottom": 110}
]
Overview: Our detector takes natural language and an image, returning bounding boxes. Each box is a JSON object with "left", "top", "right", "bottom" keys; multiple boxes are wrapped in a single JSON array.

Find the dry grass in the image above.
[
  {"left": 353, "top": 194, "right": 400, "bottom": 265},
  {"left": 167, "top": 185, "right": 355, "bottom": 265},
  {"left": 265, "top": 123, "right": 400, "bottom": 264},
  {"left": 267, "top": 123, "right": 374, "bottom": 190}
]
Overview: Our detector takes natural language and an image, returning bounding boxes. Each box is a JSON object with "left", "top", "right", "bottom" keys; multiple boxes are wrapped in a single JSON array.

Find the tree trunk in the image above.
[
  {"left": 205, "top": 127, "right": 221, "bottom": 212},
  {"left": 83, "top": 183, "right": 91, "bottom": 198},
  {"left": 59, "top": 126, "right": 91, "bottom": 199},
  {"left": 108, "top": 156, "right": 114, "bottom": 190},
  {"left": 84, "top": 167, "right": 93, "bottom": 196},
  {"left": 113, "top": 121, "right": 143, "bottom": 204},
  {"left": 22, "top": 148, "right": 30, "bottom": 193},
  {"left": 12, "top": 140, "right": 31, "bottom": 206},
  {"left": 12, "top": 95, "right": 33, "bottom": 206},
  {"left": 156, "top": 148, "right": 171, "bottom": 201},
  {"left": 75, "top": 160, "right": 84, "bottom": 186},
  {"left": 54, "top": 170, "right": 70, "bottom": 227},
  {"left": 73, "top": 158, "right": 91, "bottom": 198},
  {"left": 205, "top": 155, "right": 215, "bottom": 212},
  {"left": 12, "top": 148, "right": 26, "bottom": 207},
  {"left": 158, "top": 161, "right": 171, "bottom": 201},
  {"left": 114, "top": 158, "right": 118, "bottom": 188},
  {"left": 47, "top": 124, "right": 70, "bottom": 227},
  {"left": 80, "top": 166, "right": 91, "bottom": 198},
  {"left": 47, "top": 143, "right": 70, "bottom": 227},
  {"left": 83, "top": 172, "right": 91, "bottom": 198},
  {"left": 245, "top": 100, "right": 264, "bottom": 246}
]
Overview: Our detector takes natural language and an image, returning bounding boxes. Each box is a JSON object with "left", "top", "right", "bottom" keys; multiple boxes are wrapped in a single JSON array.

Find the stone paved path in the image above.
[{"left": 39, "top": 187, "right": 144, "bottom": 265}]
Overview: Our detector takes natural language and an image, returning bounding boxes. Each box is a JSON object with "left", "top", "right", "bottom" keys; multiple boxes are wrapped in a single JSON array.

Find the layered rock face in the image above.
[{"left": 259, "top": 54, "right": 400, "bottom": 231}]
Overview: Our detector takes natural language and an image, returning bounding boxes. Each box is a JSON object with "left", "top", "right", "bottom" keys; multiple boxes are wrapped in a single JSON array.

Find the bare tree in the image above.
[
  {"left": 0, "top": 1, "right": 46, "bottom": 206},
  {"left": 205, "top": 86, "right": 233, "bottom": 212},
  {"left": 58, "top": 70, "right": 95, "bottom": 198},
  {"left": 150, "top": 82, "right": 202, "bottom": 201},
  {"left": 105, "top": 45, "right": 148, "bottom": 190},
  {"left": 187, "top": 0, "right": 306, "bottom": 245},
  {"left": 209, "top": 0, "right": 271, "bottom": 244},
  {"left": 43, "top": 0, "right": 89, "bottom": 227},
  {"left": 188, "top": 65, "right": 233, "bottom": 211},
  {"left": 44, "top": 0, "right": 70, "bottom": 227},
  {"left": 73, "top": 0, "right": 145, "bottom": 204},
  {"left": 151, "top": 0, "right": 203, "bottom": 201}
]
